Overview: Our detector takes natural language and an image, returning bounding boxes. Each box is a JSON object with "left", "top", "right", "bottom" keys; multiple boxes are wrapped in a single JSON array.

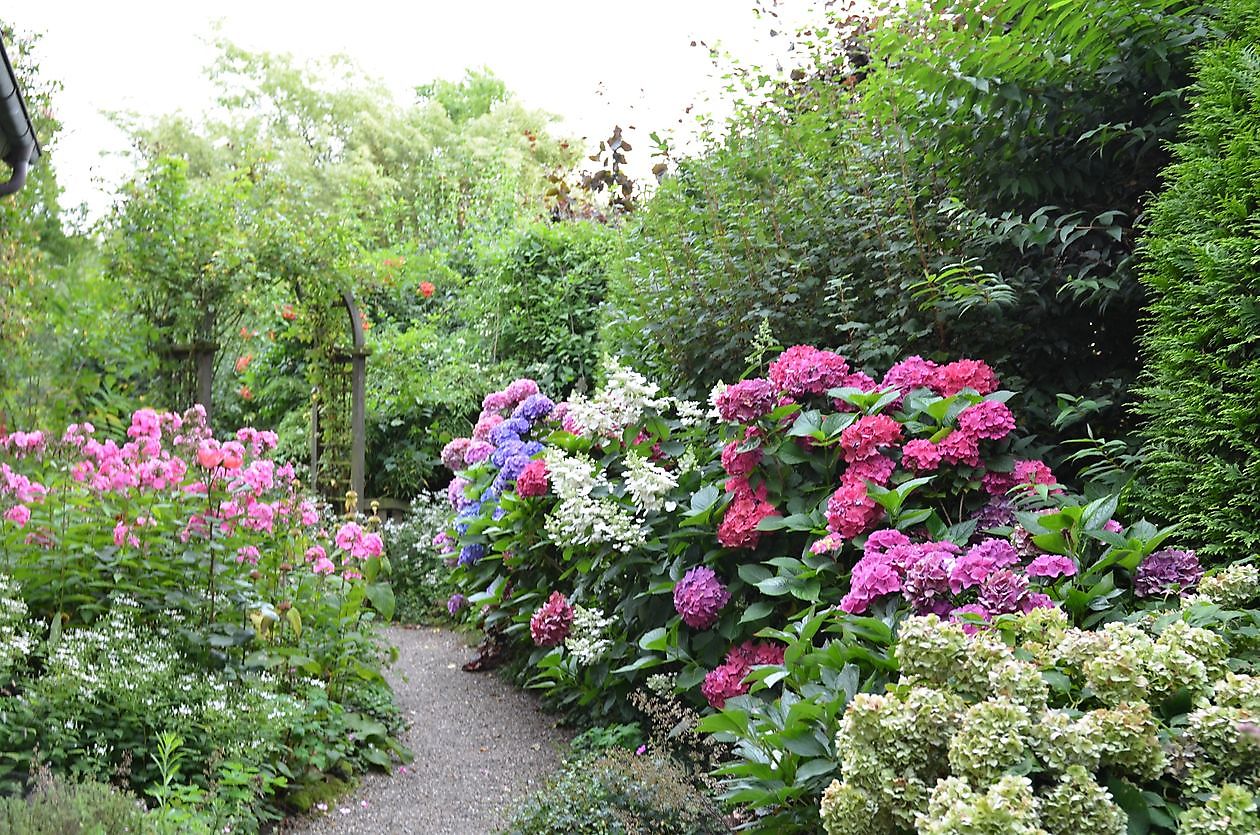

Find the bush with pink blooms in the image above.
[{"left": 0, "top": 406, "right": 404, "bottom": 825}]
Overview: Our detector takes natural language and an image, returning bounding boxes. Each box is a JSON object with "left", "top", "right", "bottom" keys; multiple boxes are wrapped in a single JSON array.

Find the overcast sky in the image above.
[{"left": 5, "top": 0, "right": 829, "bottom": 220}]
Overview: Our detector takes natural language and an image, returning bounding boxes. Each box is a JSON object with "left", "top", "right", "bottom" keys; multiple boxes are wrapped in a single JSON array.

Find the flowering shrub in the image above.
[{"left": 0, "top": 406, "right": 402, "bottom": 823}]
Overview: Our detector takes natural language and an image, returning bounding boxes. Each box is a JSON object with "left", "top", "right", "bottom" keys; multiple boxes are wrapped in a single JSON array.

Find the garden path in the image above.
[{"left": 283, "top": 626, "right": 570, "bottom": 835}]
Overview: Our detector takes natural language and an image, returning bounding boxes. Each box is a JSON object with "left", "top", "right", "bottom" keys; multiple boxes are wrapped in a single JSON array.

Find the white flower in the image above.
[
  {"left": 565, "top": 605, "right": 615, "bottom": 665},
  {"left": 623, "top": 452, "right": 678, "bottom": 513},
  {"left": 544, "top": 496, "right": 646, "bottom": 551}
]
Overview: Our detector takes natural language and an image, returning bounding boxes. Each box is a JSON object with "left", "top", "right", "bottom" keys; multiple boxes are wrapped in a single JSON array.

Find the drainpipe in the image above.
[{"left": 0, "top": 34, "right": 40, "bottom": 197}]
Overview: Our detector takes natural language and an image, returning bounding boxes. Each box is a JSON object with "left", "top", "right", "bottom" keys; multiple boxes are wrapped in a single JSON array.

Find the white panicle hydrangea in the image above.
[
  {"left": 623, "top": 452, "right": 678, "bottom": 513},
  {"left": 564, "top": 392, "right": 619, "bottom": 438},
  {"left": 545, "top": 496, "right": 646, "bottom": 552},
  {"left": 675, "top": 447, "right": 700, "bottom": 475},
  {"left": 670, "top": 397, "right": 707, "bottom": 427},
  {"left": 544, "top": 448, "right": 602, "bottom": 501},
  {"left": 0, "top": 574, "right": 34, "bottom": 682},
  {"left": 646, "top": 672, "right": 677, "bottom": 695},
  {"left": 595, "top": 357, "right": 662, "bottom": 428},
  {"left": 707, "top": 381, "right": 729, "bottom": 418},
  {"left": 565, "top": 605, "right": 615, "bottom": 665}
]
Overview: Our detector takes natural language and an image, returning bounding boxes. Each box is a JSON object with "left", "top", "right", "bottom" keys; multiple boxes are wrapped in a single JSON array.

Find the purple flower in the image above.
[
  {"left": 1104, "top": 519, "right": 1124, "bottom": 533},
  {"left": 977, "top": 568, "right": 1029, "bottom": 614},
  {"left": 520, "top": 441, "right": 544, "bottom": 458},
  {"left": 490, "top": 439, "right": 526, "bottom": 469},
  {"left": 903, "top": 548, "right": 954, "bottom": 615},
  {"left": 441, "top": 438, "right": 473, "bottom": 470},
  {"left": 971, "top": 498, "right": 1016, "bottom": 529},
  {"left": 840, "top": 557, "right": 902, "bottom": 614},
  {"left": 673, "top": 566, "right": 732, "bottom": 630},
  {"left": 465, "top": 440, "right": 494, "bottom": 465},
  {"left": 447, "top": 593, "right": 467, "bottom": 615},
  {"left": 489, "top": 419, "right": 530, "bottom": 446},
  {"left": 1134, "top": 549, "right": 1203, "bottom": 597},
  {"left": 1026, "top": 554, "right": 1077, "bottom": 580},
  {"left": 512, "top": 394, "right": 555, "bottom": 423},
  {"left": 447, "top": 476, "right": 472, "bottom": 510},
  {"left": 458, "top": 543, "right": 486, "bottom": 566},
  {"left": 864, "top": 528, "right": 912, "bottom": 559},
  {"left": 967, "top": 538, "right": 1021, "bottom": 569},
  {"left": 1019, "top": 592, "right": 1056, "bottom": 613}
]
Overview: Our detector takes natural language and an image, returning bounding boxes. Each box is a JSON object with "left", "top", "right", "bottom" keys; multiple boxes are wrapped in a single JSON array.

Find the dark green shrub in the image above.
[
  {"left": 500, "top": 749, "right": 728, "bottom": 835},
  {"left": 0, "top": 769, "right": 148, "bottom": 835},
  {"left": 381, "top": 492, "right": 458, "bottom": 623},
  {"left": 1135, "top": 5, "right": 1260, "bottom": 560}
]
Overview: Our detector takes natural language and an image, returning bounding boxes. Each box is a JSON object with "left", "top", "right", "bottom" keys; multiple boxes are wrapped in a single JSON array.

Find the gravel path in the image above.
[{"left": 284, "top": 626, "right": 571, "bottom": 835}]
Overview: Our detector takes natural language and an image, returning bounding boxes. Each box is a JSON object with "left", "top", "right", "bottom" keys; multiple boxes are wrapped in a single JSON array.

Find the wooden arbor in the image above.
[{"left": 309, "top": 289, "right": 368, "bottom": 507}]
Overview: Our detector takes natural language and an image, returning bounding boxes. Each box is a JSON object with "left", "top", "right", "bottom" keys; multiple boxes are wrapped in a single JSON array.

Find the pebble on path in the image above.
[{"left": 282, "top": 626, "right": 571, "bottom": 835}]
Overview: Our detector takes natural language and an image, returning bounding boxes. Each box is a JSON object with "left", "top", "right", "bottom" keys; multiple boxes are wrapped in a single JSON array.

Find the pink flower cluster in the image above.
[
  {"left": 334, "top": 522, "right": 384, "bottom": 560},
  {"left": 515, "top": 459, "right": 549, "bottom": 498},
  {"left": 445, "top": 378, "right": 544, "bottom": 468},
  {"left": 701, "top": 640, "right": 787, "bottom": 709},
  {"left": 720, "top": 428, "right": 763, "bottom": 478},
  {"left": 768, "top": 346, "right": 850, "bottom": 397},
  {"left": 838, "top": 529, "right": 1062, "bottom": 627},
  {"left": 718, "top": 478, "right": 779, "bottom": 549},
  {"left": 673, "top": 566, "right": 731, "bottom": 630},
  {"left": 530, "top": 591, "right": 575, "bottom": 647},
  {"left": 715, "top": 379, "right": 778, "bottom": 423}
]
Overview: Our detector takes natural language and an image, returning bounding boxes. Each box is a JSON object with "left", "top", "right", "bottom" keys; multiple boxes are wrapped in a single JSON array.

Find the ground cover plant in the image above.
[{"left": 0, "top": 406, "right": 402, "bottom": 831}]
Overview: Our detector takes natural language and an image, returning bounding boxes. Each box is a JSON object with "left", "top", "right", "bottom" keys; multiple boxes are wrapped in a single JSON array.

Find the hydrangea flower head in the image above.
[
  {"left": 881, "top": 355, "right": 940, "bottom": 396},
  {"left": 529, "top": 591, "right": 575, "bottom": 647},
  {"left": 768, "top": 345, "right": 850, "bottom": 397},
  {"left": 715, "top": 378, "right": 778, "bottom": 423},
  {"left": 825, "top": 478, "right": 882, "bottom": 540},
  {"left": 977, "top": 568, "right": 1030, "bottom": 614},
  {"left": 1135, "top": 549, "right": 1203, "bottom": 597},
  {"left": 515, "top": 459, "right": 549, "bottom": 498},
  {"left": 957, "top": 400, "right": 1016, "bottom": 441},
  {"left": 901, "top": 439, "right": 942, "bottom": 472},
  {"left": 673, "top": 566, "right": 731, "bottom": 630},
  {"left": 441, "top": 438, "right": 474, "bottom": 471},
  {"left": 839, "top": 414, "right": 902, "bottom": 463},
  {"left": 933, "top": 358, "right": 1000, "bottom": 397},
  {"left": 718, "top": 478, "right": 778, "bottom": 549},
  {"left": 512, "top": 394, "right": 555, "bottom": 424},
  {"left": 1026, "top": 554, "right": 1077, "bottom": 580}
]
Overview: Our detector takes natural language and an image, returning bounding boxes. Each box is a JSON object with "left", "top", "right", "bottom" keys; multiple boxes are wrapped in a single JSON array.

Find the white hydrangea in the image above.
[
  {"left": 543, "top": 448, "right": 603, "bottom": 501},
  {"left": 707, "top": 381, "right": 729, "bottom": 418},
  {"left": 596, "top": 357, "right": 662, "bottom": 428},
  {"left": 623, "top": 451, "right": 678, "bottom": 513},
  {"left": 565, "top": 605, "right": 615, "bottom": 665},
  {"left": 669, "top": 397, "right": 708, "bottom": 427},
  {"left": 544, "top": 496, "right": 646, "bottom": 552}
]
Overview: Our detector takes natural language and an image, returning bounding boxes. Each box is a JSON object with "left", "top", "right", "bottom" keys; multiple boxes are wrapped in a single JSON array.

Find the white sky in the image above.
[{"left": 5, "top": 0, "right": 830, "bottom": 221}]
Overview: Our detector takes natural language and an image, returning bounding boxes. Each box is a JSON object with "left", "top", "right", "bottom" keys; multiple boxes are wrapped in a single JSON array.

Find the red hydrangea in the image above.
[
  {"left": 715, "top": 379, "right": 778, "bottom": 423},
  {"left": 529, "top": 591, "right": 574, "bottom": 647},
  {"left": 701, "top": 640, "right": 787, "bottom": 709},
  {"left": 957, "top": 400, "right": 1016, "bottom": 441},
  {"left": 673, "top": 566, "right": 731, "bottom": 630},
  {"left": 720, "top": 429, "right": 763, "bottom": 478},
  {"left": 718, "top": 478, "right": 779, "bottom": 549},
  {"left": 846, "top": 454, "right": 896, "bottom": 487},
  {"left": 938, "top": 431, "right": 981, "bottom": 467},
  {"left": 934, "top": 358, "right": 1000, "bottom": 397},
  {"left": 515, "top": 459, "right": 549, "bottom": 497},
  {"left": 1012, "top": 459, "right": 1059, "bottom": 491},
  {"left": 768, "top": 346, "right": 850, "bottom": 397},
  {"left": 901, "top": 439, "right": 942, "bottom": 472},
  {"left": 825, "top": 477, "right": 882, "bottom": 540},
  {"left": 882, "top": 355, "right": 940, "bottom": 395},
  {"left": 839, "top": 414, "right": 902, "bottom": 463}
]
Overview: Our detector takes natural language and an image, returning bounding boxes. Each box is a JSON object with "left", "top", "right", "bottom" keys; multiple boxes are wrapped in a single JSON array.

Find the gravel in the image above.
[{"left": 282, "top": 626, "right": 571, "bottom": 835}]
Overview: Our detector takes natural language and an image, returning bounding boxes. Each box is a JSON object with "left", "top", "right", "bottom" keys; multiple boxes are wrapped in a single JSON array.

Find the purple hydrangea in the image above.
[
  {"left": 490, "top": 439, "right": 526, "bottom": 469},
  {"left": 715, "top": 378, "right": 778, "bottom": 423},
  {"left": 978, "top": 568, "right": 1030, "bottom": 614},
  {"left": 488, "top": 419, "right": 530, "bottom": 447},
  {"left": 447, "top": 476, "right": 472, "bottom": 510},
  {"left": 903, "top": 548, "right": 954, "bottom": 615},
  {"left": 1134, "top": 549, "right": 1203, "bottom": 597},
  {"left": 512, "top": 394, "right": 555, "bottom": 424},
  {"left": 673, "top": 566, "right": 732, "bottom": 630},
  {"left": 864, "top": 528, "right": 912, "bottom": 559},
  {"left": 465, "top": 440, "right": 494, "bottom": 465},
  {"left": 971, "top": 498, "right": 1016, "bottom": 529},
  {"left": 447, "top": 593, "right": 467, "bottom": 615},
  {"left": 458, "top": 543, "right": 486, "bottom": 566},
  {"left": 1026, "top": 554, "right": 1077, "bottom": 580}
]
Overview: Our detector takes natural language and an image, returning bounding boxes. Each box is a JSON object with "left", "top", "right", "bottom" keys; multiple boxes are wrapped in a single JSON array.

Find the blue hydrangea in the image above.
[
  {"left": 512, "top": 394, "right": 555, "bottom": 424},
  {"left": 520, "top": 440, "right": 544, "bottom": 458},
  {"left": 489, "top": 418, "right": 531, "bottom": 446},
  {"left": 458, "top": 543, "right": 486, "bottom": 566},
  {"left": 491, "top": 439, "right": 526, "bottom": 469}
]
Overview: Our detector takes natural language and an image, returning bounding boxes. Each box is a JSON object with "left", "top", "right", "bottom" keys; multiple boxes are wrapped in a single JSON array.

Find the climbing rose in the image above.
[
  {"left": 957, "top": 400, "right": 1016, "bottom": 440},
  {"left": 419, "top": 281, "right": 435, "bottom": 298},
  {"left": 933, "top": 358, "right": 999, "bottom": 396},
  {"left": 515, "top": 459, "right": 549, "bottom": 497},
  {"left": 715, "top": 378, "right": 778, "bottom": 423},
  {"left": 673, "top": 566, "right": 731, "bottom": 630},
  {"left": 767, "top": 345, "right": 849, "bottom": 397},
  {"left": 530, "top": 591, "right": 575, "bottom": 647},
  {"left": 1134, "top": 549, "right": 1203, "bottom": 597}
]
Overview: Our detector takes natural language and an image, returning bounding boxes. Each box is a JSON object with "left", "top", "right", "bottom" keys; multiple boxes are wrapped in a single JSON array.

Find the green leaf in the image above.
[
  {"left": 639, "top": 627, "right": 668, "bottom": 652},
  {"left": 365, "top": 583, "right": 396, "bottom": 621},
  {"left": 741, "top": 601, "right": 776, "bottom": 623}
]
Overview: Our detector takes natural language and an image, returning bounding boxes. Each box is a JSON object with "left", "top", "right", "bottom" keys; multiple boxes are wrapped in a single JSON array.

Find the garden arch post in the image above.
[
  {"left": 342, "top": 289, "right": 367, "bottom": 505},
  {"left": 307, "top": 288, "right": 367, "bottom": 509}
]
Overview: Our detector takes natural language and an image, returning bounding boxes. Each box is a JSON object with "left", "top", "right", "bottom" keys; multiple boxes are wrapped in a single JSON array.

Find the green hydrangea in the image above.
[
  {"left": 918, "top": 776, "right": 1046, "bottom": 835},
  {"left": 897, "top": 615, "right": 969, "bottom": 686},
  {"left": 948, "top": 699, "right": 1034, "bottom": 784},
  {"left": 1039, "top": 765, "right": 1126, "bottom": 835},
  {"left": 819, "top": 780, "right": 893, "bottom": 835},
  {"left": 1180, "top": 784, "right": 1260, "bottom": 835},
  {"left": 1031, "top": 710, "right": 1101, "bottom": 773},
  {"left": 1195, "top": 564, "right": 1260, "bottom": 610},
  {"left": 1080, "top": 703, "right": 1166, "bottom": 781}
]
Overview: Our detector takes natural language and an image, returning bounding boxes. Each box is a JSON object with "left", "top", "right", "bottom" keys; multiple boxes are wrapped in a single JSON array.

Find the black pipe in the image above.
[{"left": 0, "top": 33, "right": 40, "bottom": 197}]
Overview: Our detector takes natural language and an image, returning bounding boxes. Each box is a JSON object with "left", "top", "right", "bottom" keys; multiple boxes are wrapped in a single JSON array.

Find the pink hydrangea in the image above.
[
  {"left": 977, "top": 568, "right": 1030, "bottom": 614},
  {"left": 1012, "top": 459, "right": 1059, "bottom": 492},
  {"left": 718, "top": 478, "right": 778, "bottom": 550},
  {"left": 825, "top": 478, "right": 882, "bottom": 540},
  {"left": 441, "top": 438, "right": 474, "bottom": 471},
  {"left": 967, "top": 538, "right": 1020, "bottom": 570},
  {"left": 882, "top": 355, "right": 940, "bottom": 396},
  {"left": 768, "top": 346, "right": 850, "bottom": 397},
  {"left": 901, "top": 439, "right": 943, "bottom": 472},
  {"left": 465, "top": 440, "right": 494, "bottom": 465},
  {"left": 516, "top": 459, "right": 549, "bottom": 498},
  {"left": 1104, "top": 519, "right": 1124, "bottom": 534},
  {"left": 1026, "top": 554, "right": 1077, "bottom": 579},
  {"left": 673, "top": 566, "right": 731, "bottom": 630},
  {"left": 903, "top": 548, "right": 955, "bottom": 615},
  {"left": 950, "top": 551, "right": 998, "bottom": 593},
  {"left": 839, "top": 556, "right": 902, "bottom": 614},
  {"left": 447, "top": 476, "right": 472, "bottom": 510},
  {"left": 702, "top": 641, "right": 787, "bottom": 709},
  {"left": 503, "top": 378, "right": 541, "bottom": 407},
  {"left": 839, "top": 414, "right": 902, "bottom": 463},
  {"left": 846, "top": 454, "right": 896, "bottom": 487},
  {"left": 1019, "top": 592, "right": 1056, "bottom": 613},
  {"left": 720, "top": 428, "right": 763, "bottom": 478},
  {"left": 473, "top": 413, "right": 504, "bottom": 442},
  {"left": 530, "top": 591, "right": 575, "bottom": 647},
  {"left": 715, "top": 379, "right": 778, "bottom": 423},
  {"left": 864, "top": 528, "right": 911, "bottom": 558},
  {"left": 982, "top": 470, "right": 1018, "bottom": 496},
  {"left": 934, "top": 359, "right": 1000, "bottom": 397},
  {"left": 957, "top": 400, "right": 1015, "bottom": 441},
  {"left": 938, "top": 431, "right": 981, "bottom": 467}
]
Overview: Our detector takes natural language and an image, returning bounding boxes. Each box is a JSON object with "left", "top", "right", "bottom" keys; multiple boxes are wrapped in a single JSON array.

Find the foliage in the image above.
[
  {"left": 1134, "top": 4, "right": 1260, "bottom": 561},
  {"left": 500, "top": 748, "right": 728, "bottom": 835},
  {"left": 0, "top": 768, "right": 149, "bottom": 835},
  {"left": 381, "top": 492, "right": 458, "bottom": 623},
  {"left": 604, "top": 0, "right": 1214, "bottom": 446}
]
